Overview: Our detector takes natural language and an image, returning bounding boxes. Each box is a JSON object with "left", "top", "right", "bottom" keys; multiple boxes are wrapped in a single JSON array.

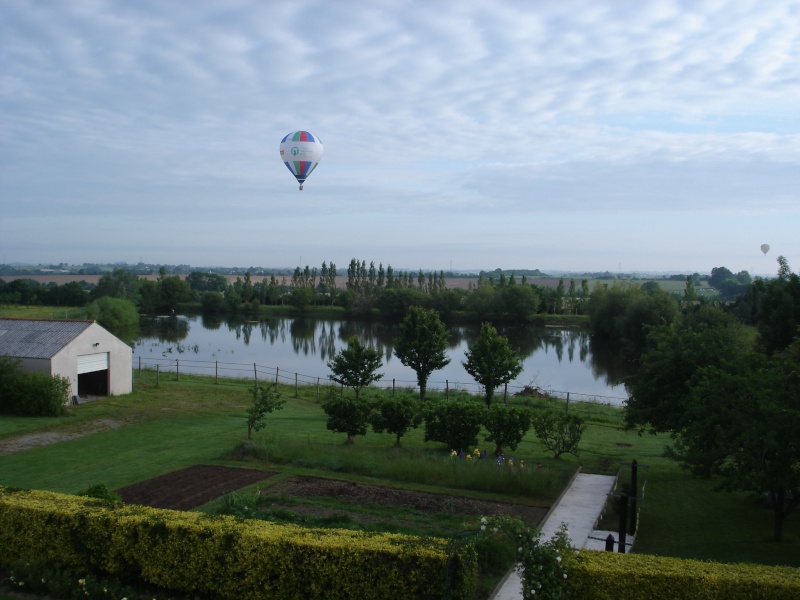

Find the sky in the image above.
[{"left": 1, "top": 0, "right": 799, "bottom": 276}]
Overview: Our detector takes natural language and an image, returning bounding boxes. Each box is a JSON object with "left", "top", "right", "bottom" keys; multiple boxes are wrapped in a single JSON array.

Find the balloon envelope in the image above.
[
  {"left": 761, "top": 244, "right": 770, "bottom": 255},
  {"left": 279, "top": 131, "right": 323, "bottom": 190}
]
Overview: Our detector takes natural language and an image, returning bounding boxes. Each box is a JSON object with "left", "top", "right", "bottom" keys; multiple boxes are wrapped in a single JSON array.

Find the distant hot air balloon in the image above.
[
  {"left": 279, "top": 131, "right": 323, "bottom": 190},
  {"left": 761, "top": 244, "right": 770, "bottom": 255}
]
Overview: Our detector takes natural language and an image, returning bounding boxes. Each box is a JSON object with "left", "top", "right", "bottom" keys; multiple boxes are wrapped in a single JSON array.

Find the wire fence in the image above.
[{"left": 133, "top": 354, "right": 628, "bottom": 411}]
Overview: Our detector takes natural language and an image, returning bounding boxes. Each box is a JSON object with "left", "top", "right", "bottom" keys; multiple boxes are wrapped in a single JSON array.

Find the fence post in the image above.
[
  {"left": 618, "top": 494, "right": 628, "bottom": 553},
  {"left": 316, "top": 377, "right": 320, "bottom": 402},
  {"left": 630, "top": 459, "right": 639, "bottom": 534},
  {"left": 275, "top": 367, "right": 279, "bottom": 384},
  {"left": 392, "top": 378, "right": 395, "bottom": 398},
  {"left": 156, "top": 364, "right": 160, "bottom": 387},
  {"left": 176, "top": 359, "right": 179, "bottom": 381},
  {"left": 605, "top": 534, "right": 615, "bottom": 552},
  {"left": 446, "top": 380, "right": 449, "bottom": 400},
  {"left": 254, "top": 363, "right": 258, "bottom": 385},
  {"left": 503, "top": 383, "right": 508, "bottom": 405},
  {"left": 566, "top": 392, "right": 570, "bottom": 413},
  {"left": 138, "top": 356, "right": 141, "bottom": 376},
  {"left": 295, "top": 372, "right": 298, "bottom": 398},
  {"left": 215, "top": 361, "right": 218, "bottom": 384}
]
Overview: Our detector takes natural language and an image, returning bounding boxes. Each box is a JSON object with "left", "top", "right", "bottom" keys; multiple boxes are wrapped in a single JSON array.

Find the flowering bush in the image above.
[{"left": 476, "top": 515, "right": 575, "bottom": 600}]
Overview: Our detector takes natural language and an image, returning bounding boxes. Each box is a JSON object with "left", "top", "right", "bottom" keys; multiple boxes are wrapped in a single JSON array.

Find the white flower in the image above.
[
  {"left": 493, "top": 527, "right": 498, "bottom": 532},
  {"left": 518, "top": 547, "right": 523, "bottom": 552},
  {"left": 481, "top": 517, "right": 488, "bottom": 525},
  {"left": 563, "top": 574, "right": 568, "bottom": 579},
  {"left": 556, "top": 556, "right": 561, "bottom": 562},
  {"left": 481, "top": 525, "right": 486, "bottom": 531}
]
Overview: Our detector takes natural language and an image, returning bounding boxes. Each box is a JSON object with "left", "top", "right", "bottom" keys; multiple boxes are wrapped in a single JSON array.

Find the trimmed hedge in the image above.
[
  {"left": 0, "top": 487, "right": 477, "bottom": 600},
  {"left": 570, "top": 550, "right": 800, "bottom": 600}
]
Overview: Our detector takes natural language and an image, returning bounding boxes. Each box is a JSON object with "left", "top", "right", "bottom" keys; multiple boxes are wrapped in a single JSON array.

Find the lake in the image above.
[{"left": 133, "top": 315, "right": 629, "bottom": 405}]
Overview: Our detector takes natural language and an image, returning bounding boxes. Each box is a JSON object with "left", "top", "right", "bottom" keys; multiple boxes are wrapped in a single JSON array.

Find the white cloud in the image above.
[{"left": 1, "top": 0, "right": 798, "bottom": 272}]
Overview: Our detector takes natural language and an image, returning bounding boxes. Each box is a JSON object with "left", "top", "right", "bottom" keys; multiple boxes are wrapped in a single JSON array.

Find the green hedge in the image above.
[
  {"left": 0, "top": 487, "right": 476, "bottom": 600},
  {"left": 570, "top": 550, "right": 800, "bottom": 600}
]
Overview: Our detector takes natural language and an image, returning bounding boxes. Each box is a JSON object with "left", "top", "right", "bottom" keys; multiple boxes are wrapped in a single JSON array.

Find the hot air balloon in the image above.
[
  {"left": 761, "top": 244, "right": 770, "bottom": 255},
  {"left": 279, "top": 131, "right": 323, "bottom": 190}
]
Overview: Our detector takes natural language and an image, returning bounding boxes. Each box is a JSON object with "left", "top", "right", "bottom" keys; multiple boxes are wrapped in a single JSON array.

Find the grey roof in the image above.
[{"left": 0, "top": 319, "right": 94, "bottom": 360}]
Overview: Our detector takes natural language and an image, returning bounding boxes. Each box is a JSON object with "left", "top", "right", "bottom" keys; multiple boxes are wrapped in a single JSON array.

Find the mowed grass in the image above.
[{"left": 1, "top": 371, "right": 799, "bottom": 568}]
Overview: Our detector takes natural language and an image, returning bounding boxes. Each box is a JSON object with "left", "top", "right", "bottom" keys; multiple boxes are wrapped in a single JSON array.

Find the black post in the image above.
[
  {"left": 630, "top": 458, "right": 639, "bottom": 535},
  {"left": 618, "top": 493, "right": 628, "bottom": 553},
  {"left": 605, "top": 534, "right": 615, "bottom": 552}
]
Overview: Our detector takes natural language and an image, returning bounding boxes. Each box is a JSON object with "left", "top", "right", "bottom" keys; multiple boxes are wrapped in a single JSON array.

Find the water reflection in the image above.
[{"left": 134, "top": 315, "right": 629, "bottom": 401}]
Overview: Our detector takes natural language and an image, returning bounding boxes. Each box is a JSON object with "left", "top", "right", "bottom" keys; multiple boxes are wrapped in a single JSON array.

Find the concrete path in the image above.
[{"left": 491, "top": 472, "right": 630, "bottom": 600}]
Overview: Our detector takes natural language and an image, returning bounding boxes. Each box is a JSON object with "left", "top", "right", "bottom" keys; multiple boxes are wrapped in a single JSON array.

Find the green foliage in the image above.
[
  {"left": 476, "top": 516, "right": 574, "bottom": 600},
  {"left": 532, "top": 410, "right": 585, "bottom": 459},
  {"left": 423, "top": 398, "right": 486, "bottom": 452},
  {"left": 200, "top": 290, "right": 226, "bottom": 313},
  {"left": 289, "top": 286, "right": 315, "bottom": 310},
  {"left": 369, "top": 394, "right": 423, "bottom": 446},
  {"left": 0, "top": 366, "right": 69, "bottom": 417},
  {"left": 587, "top": 282, "right": 679, "bottom": 360},
  {"left": 393, "top": 306, "right": 451, "bottom": 402},
  {"left": 624, "top": 312, "right": 751, "bottom": 439},
  {"left": 327, "top": 336, "right": 384, "bottom": 401},
  {"left": 482, "top": 404, "right": 533, "bottom": 456},
  {"left": 323, "top": 395, "right": 373, "bottom": 444},
  {"left": 78, "top": 483, "right": 122, "bottom": 504},
  {"left": 91, "top": 268, "right": 141, "bottom": 304},
  {"left": 86, "top": 296, "right": 139, "bottom": 336},
  {"left": 681, "top": 350, "right": 800, "bottom": 541},
  {"left": 462, "top": 322, "right": 523, "bottom": 406},
  {"left": 246, "top": 383, "right": 286, "bottom": 440}
]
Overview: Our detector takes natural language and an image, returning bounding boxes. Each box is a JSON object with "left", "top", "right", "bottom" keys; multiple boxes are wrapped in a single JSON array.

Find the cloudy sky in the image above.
[{"left": 1, "top": 0, "right": 798, "bottom": 276}]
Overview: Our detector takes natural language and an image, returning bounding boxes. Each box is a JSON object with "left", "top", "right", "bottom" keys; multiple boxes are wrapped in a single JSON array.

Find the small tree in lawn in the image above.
[
  {"left": 323, "top": 395, "right": 372, "bottom": 444},
  {"left": 393, "top": 306, "right": 451, "bottom": 402},
  {"left": 246, "top": 383, "right": 286, "bottom": 440},
  {"left": 423, "top": 399, "right": 486, "bottom": 452},
  {"left": 462, "top": 322, "right": 523, "bottom": 406},
  {"left": 327, "top": 336, "right": 384, "bottom": 401},
  {"left": 483, "top": 404, "right": 533, "bottom": 457},
  {"left": 532, "top": 410, "right": 585, "bottom": 459},
  {"left": 370, "top": 394, "right": 423, "bottom": 446}
]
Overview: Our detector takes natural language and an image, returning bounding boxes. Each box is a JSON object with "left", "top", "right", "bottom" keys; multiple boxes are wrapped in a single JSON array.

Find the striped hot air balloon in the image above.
[{"left": 279, "top": 131, "right": 323, "bottom": 190}]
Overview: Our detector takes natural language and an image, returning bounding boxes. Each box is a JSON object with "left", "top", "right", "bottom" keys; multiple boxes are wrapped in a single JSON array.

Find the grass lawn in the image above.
[{"left": 1, "top": 371, "right": 798, "bottom": 571}]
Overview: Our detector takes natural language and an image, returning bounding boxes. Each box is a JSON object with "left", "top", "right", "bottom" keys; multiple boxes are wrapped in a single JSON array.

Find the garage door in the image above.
[{"left": 77, "top": 352, "right": 109, "bottom": 374}]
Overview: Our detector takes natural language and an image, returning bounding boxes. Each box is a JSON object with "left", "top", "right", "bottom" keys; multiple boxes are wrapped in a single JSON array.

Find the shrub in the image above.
[
  {"left": 532, "top": 411, "right": 586, "bottom": 459},
  {"left": 423, "top": 399, "right": 485, "bottom": 452},
  {"left": 483, "top": 404, "right": 533, "bottom": 456},
  {"left": 0, "top": 367, "right": 70, "bottom": 417}
]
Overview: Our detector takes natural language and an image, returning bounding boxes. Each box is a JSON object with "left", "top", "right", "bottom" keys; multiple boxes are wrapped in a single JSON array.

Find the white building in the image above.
[{"left": 0, "top": 318, "right": 132, "bottom": 399}]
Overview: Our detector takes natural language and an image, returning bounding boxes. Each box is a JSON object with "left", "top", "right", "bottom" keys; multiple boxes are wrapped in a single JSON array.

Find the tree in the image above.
[
  {"left": 423, "top": 399, "right": 485, "bottom": 452},
  {"left": 462, "top": 323, "right": 523, "bottom": 406},
  {"left": 393, "top": 307, "right": 451, "bottom": 402},
  {"left": 86, "top": 297, "right": 139, "bottom": 337},
  {"left": 246, "top": 383, "right": 286, "bottom": 440},
  {"left": 327, "top": 336, "right": 384, "bottom": 401},
  {"left": 681, "top": 349, "right": 800, "bottom": 541},
  {"left": 483, "top": 404, "right": 532, "bottom": 456},
  {"left": 624, "top": 309, "right": 753, "bottom": 446},
  {"left": 92, "top": 268, "right": 141, "bottom": 304},
  {"left": 369, "top": 394, "right": 423, "bottom": 446},
  {"left": 323, "top": 395, "right": 372, "bottom": 444},
  {"left": 531, "top": 411, "right": 585, "bottom": 459}
]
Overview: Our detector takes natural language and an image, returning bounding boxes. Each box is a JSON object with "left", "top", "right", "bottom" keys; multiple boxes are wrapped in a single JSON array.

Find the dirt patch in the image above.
[
  {"left": 0, "top": 418, "right": 123, "bottom": 456},
  {"left": 263, "top": 476, "right": 548, "bottom": 527},
  {"left": 115, "top": 465, "right": 276, "bottom": 511}
]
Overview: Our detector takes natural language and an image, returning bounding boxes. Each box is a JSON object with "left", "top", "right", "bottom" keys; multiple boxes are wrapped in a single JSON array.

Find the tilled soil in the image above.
[
  {"left": 115, "top": 465, "right": 277, "bottom": 511},
  {"left": 114, "top": 465, "right": 548, "bottom": 527}
]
